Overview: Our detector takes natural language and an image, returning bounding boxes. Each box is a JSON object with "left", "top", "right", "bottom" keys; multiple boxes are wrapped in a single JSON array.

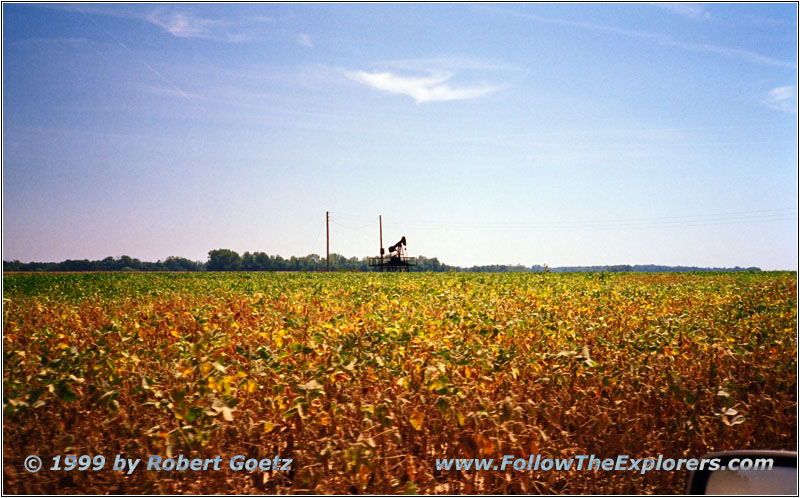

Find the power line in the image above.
[
  {"left": 388, "top": 207, "right": 796, "bottom": 226},
  {"left": 397, "top": 217, "right": 796, "bottom": 233},
  {"left": 384, "top": 216, "right": 796, "bottom": 233},
  {"left": 308, "top": 223, "right": 325, "bottom": 256},
  {"left": 380, "top": 208, "right": 796, "bottom": 232},
  {"left": 330, "top": 213, "right": 378, "bottom": 225},
  {"left": 331, "top": 219, "right": 374, "bottom": 230},
  {"left": 326, "top": 208, "right": 795, "bottom": 235}
]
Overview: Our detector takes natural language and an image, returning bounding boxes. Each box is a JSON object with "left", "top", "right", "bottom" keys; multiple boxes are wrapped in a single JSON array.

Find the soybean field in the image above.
[{"left": 2, "top": 271, "right": 796, "bottom": 494}]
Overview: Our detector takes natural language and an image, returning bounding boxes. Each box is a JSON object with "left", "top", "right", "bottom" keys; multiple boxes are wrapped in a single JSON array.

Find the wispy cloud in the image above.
[
  {"left": 145, "top": 8, "right": 237, "bottom": 41},
  {"left": 344, "top": 56, "right": 516, "bottom": 103},
  {"left": 142, "top": 85, "right": 205, "bottom": 102},
  {"left": 77, "top": 12, "right": 206, "bottom": 110},
  {"left": 296, "top": 33, "right": 313, "bottom": 48},
  {"left": 138, "top": 7, "right": 303, "bottom": 43},
  {"left": 763, "top": 86, "right": 797, "bottom": 113},
  {"left": 483, "top": 6, "right": 794, "bottom": 68},
  {"left": 345, "top": 70, "right": 500, "bottom": 103},
  {"left": 654, "top": 3, "right": 712, "bottom": 20},
  {"left": 383, "top": 56, "right": 526, "bottom": 75},
  {"left": 55, "top": 4, "right": 274, "bottom": 43}
]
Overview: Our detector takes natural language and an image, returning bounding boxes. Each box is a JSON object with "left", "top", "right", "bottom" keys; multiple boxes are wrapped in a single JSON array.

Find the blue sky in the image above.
[{"left": 3, "top": 3, "right": 797, "bottom": 269}]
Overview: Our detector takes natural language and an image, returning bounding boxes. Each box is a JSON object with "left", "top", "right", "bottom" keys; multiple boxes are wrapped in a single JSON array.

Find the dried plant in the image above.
[{"left": 3, "top": 272, "right": 796, "bottom": 494}]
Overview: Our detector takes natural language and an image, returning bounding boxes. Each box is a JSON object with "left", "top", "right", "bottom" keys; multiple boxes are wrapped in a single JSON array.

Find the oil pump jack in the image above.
[{"left": 368, "top": 216, "right": 416, "bottom": 272}]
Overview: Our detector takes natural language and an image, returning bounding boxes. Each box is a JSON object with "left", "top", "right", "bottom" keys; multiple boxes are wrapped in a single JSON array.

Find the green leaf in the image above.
[
  {"left": 56, "top": 383, "right": 78, "bottom": 402},
  {"left": 186, "top": 406, "right": 203, "bottom": 423}
]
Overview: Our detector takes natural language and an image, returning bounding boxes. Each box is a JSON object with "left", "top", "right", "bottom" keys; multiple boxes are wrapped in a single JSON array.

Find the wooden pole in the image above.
[
  {"left": 326, "top": 211, "right": 330, "bottom": 272},
  {"left": 379, "top": 215, "right": 383, "bottom": 272}
]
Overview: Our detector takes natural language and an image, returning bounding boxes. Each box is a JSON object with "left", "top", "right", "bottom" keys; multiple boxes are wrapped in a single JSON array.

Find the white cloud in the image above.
[
  {"left": 296, "top": 33, "right": 313, "bottom": 48},
  {"left": 763, "top": 86, "right": 798, "bottom": 113},
  {"left": 654, "top": 3, "right": 712, "bottom": 20},
  {"left": 143, "top": 7, "right": 276, "bottom": 42},
  {"left": 54, "top": 4, "right": 280, "bottom": 43},
  {"left": 345, "top": 70, "right": 500, "bottom": 103},
  {"left": 145, "top": 9, "right": 220, "bottom": 39}
]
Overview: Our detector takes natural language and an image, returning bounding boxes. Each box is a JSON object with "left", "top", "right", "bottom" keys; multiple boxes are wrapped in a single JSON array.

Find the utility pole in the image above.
[
  {"left": 379, "top": 215, "right": 384, "bottom": 272},
  {"left": 326, "top": 211, "right": 330, "bottom": 272}
]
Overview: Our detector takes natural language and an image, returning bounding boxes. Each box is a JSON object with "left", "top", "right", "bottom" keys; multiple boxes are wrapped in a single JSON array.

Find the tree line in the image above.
[
  {"left": 3, "top": 250, "right": 761, "bottom": 273},
  {"left": 2, "top": 250, "right": 454, "bottom": 273}
]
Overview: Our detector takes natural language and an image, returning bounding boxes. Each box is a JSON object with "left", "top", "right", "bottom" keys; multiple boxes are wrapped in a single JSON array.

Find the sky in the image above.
[{"left": 2, "top": 2, "right": 798, "bottom": 269}]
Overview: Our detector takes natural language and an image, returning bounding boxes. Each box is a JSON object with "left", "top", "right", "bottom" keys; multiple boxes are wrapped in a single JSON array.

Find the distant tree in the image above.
[
  {"left": 56, "top": 259, "right": 92, "bottom": 271},
  {"left": 241, "top": 251, "right": 256, "bottom": 271},
  {"left": 1, "top": 252, "right": 764, "bottom": 274},
  {"left": 3, "top": 260, "right": 22, "bottom": 271},
  {"left": 207, "top": 249, "right": 242, "bottom": 271},
  {"left": 98, "top": 256, "right": 116, "bottom": 271},
  {"left": 253, "top": 252, "right": 271, "bottom": 271},
  {"left": 118, "top": 255, "right": 141, "bottom": 270},
  {"left": 164, "top": 256, "right": 200, "bottom": 271}
]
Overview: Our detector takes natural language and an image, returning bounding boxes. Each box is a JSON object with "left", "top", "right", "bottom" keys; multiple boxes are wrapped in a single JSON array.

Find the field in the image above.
[{"left": 2, "top": 271, "right": 796, "bottom": 494}]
